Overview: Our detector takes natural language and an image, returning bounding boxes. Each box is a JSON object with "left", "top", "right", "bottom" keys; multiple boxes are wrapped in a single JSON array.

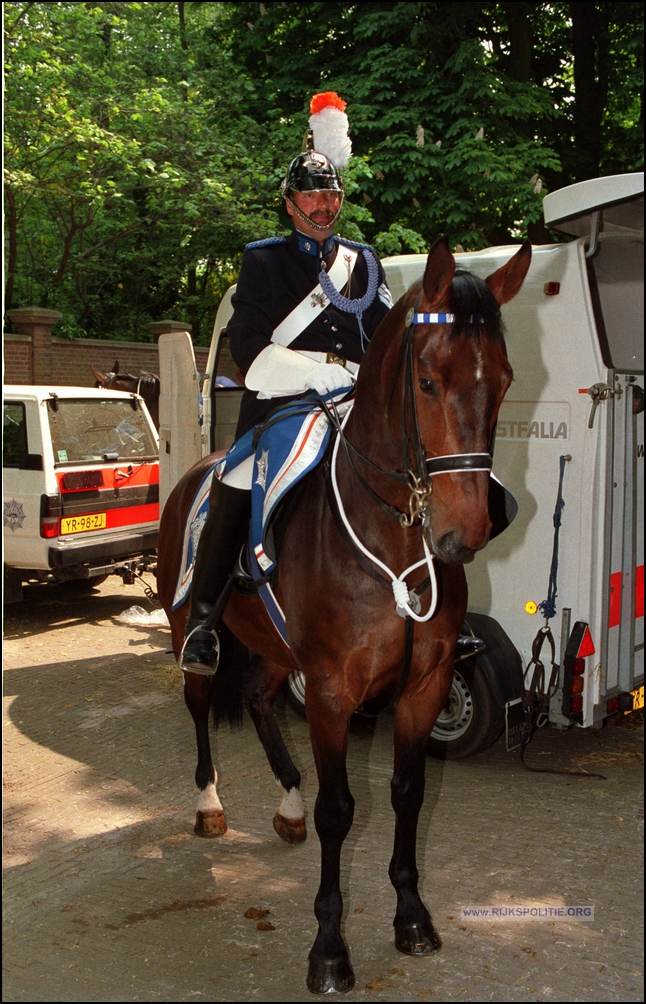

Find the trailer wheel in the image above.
[
  {"left": 284, "top": 652, "right": 507, "bottom": 760},
  {"left": 426, "top": 656, "right": 506, "bottom": 759},
  {"left": 284, "top": 670, "right": 307, "bottom": 718}
]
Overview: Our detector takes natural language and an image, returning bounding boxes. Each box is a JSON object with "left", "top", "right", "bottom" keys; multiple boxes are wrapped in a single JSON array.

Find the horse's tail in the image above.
[{"left": 210, "top": 624, "right": 248, "bottom": 731}]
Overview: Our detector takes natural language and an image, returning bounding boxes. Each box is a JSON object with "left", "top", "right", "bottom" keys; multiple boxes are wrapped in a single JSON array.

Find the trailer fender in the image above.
[{"left": 462, "top": 611, "right": 525, "bottom": 706}]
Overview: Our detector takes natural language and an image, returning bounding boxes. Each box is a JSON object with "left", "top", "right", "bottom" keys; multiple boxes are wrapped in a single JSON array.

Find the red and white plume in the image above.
[{"left": 309, "top": 92, "right": 352, "bottom": 169}]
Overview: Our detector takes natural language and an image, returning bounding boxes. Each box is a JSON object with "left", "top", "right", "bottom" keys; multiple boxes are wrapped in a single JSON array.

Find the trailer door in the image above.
[{"left": 588, "top": 235, "right": 644, "bottom": 695}]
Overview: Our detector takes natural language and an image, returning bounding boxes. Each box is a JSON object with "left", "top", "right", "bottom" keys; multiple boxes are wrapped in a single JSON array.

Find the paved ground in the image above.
[{"left": 3, "top": 576, "right": 644, "bottom": 1002}]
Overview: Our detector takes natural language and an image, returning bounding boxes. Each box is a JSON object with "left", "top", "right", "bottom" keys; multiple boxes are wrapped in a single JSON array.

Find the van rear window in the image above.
[
  {"left": 3, "top": 402, "right": 28, "bottom": 466},
  {"left": 47, "top": 398, "right": 157, "bottom": 464}
]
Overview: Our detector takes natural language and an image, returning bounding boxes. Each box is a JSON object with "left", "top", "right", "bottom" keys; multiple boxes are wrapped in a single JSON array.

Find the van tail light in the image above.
[
  {"left": 562, "top": 622, "right": 596, "bottom": 719},
  {"left": 40, "top": 493, "right": 62, "bottom": 538}
]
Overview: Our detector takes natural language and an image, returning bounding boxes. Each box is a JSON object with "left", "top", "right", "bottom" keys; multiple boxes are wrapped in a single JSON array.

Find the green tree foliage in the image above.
[
  {"left": 4, "top": 2, "right": 643, "bottom": 342},
  {"left": 5, "top": 1, "right": 282, "bottom": 341},
  {"left": 217, "top": 1, "right": 643, "bottom": 249}
]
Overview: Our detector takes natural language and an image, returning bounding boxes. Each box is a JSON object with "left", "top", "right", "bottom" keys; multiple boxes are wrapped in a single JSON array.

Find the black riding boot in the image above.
[
  {"left": 180, "top": 479, "right": 251, "bottom": 674},
  {"left": 454, "top": 635, "right": 485, "bottom": 661}
]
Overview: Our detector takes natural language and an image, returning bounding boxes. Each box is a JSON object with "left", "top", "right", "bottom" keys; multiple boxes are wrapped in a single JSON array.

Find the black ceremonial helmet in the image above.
[
  {"left": 280, "top": 148, "right": 344, "bottom": 232},
  {"left": 281, "top": 149, "right": 344, "bottom": 194}
]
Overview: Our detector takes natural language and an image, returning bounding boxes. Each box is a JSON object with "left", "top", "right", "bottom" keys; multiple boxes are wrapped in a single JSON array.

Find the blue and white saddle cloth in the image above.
[{"left": 172, "top": 390, "right": 353, "bottom": 627}]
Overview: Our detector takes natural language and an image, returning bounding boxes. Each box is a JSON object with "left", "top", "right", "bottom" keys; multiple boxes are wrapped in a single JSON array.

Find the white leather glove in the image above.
[
  {"left": 305, "top": 362, "right": 354, "bottom": 395},
  {"left": 245, "top": 344, "right": 354, "bottom": 399}
]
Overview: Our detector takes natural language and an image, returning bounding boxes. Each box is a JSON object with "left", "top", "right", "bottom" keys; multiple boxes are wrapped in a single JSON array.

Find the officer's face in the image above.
[{"left": 286, "top": 189, "right": 341, "bottom": 238}]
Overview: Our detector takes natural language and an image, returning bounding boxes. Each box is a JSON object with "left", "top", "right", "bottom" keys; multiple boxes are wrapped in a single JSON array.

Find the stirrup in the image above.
[
  {"left": 454, "top": 634, "right": 485, "bottom": 662},
  {"left": 179, "top": 622, "right": 221, "bottom": 675}
]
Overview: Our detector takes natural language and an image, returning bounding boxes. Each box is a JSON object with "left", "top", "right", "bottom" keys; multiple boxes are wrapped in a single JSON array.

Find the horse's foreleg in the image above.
[
  {"left": 306, "top": 705, "right": 355, "bottom": 994},
  {"left": 183, "top": 671, "right": 227, "bottom": 837},
  {"left": 244, "top": 656, "right": 306, "bottom": 844},
  {"left": 389, "top": 669, "right": 453, "bottom": 955}
]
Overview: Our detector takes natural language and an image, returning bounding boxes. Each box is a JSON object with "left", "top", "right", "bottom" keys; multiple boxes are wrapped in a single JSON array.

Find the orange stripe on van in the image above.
[{"left": 105, "top": 503, "right": 159, "bottom": 529}]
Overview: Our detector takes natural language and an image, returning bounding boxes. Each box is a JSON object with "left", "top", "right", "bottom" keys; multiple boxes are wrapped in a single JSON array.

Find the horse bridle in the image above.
[
  {"left": 103, "top": 370, "right": 143, "bottom": 398},
  {"left": 327, "top": 296, "right": 493, "bottom": 528}
]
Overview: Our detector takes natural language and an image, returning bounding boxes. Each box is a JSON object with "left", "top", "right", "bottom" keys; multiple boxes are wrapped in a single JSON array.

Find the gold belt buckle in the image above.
[{"left": 326, "top": 353, "right": 347, "bottom": 369}]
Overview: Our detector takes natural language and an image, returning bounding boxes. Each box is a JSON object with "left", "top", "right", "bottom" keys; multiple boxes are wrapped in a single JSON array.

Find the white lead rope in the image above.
[{"left": 330, "top": 409, "right": 438, "bottom": 622}]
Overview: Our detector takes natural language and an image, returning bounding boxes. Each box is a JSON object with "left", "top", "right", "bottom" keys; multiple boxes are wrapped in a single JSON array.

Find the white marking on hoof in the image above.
[
  {"left": 275, "top": 780, "right": 304, "bottom": 821},
  {"left": 197, "top": 780, "right": 223, "bottom": 813}
]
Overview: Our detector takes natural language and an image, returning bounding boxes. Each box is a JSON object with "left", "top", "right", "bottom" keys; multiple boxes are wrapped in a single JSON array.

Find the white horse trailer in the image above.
[
  {"left": 162, "top": 172, "right": 643, "bottom": 746},
  {"left": 381, "top": 173, "right": 644, "bottom": 730}
]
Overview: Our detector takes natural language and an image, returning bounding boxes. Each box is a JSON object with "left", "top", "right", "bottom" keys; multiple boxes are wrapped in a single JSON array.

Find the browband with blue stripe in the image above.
[{"left": 411, "top": 312, "right": 484, "bottom": 325}]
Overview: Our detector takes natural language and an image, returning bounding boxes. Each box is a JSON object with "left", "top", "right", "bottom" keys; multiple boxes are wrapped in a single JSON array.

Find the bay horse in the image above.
[
  {"left": 91, "top": 361, "right": 160, "bottom": 430},
  {"left": 156, "top": 236, "right": 531, "bottom": 994}
]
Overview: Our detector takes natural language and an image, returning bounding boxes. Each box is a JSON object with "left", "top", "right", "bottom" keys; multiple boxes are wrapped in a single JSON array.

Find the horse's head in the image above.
[
  {"left": 366, "top": 236, "right": 531, "bottom": 565},
  {"left": 90, "top": 361, "right": 120, "bottom": 389}
]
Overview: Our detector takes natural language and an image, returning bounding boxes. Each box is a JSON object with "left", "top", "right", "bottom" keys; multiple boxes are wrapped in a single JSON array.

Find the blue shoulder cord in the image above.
[{"left": 318, "top": 249, "right": 379, "bottom": 352}]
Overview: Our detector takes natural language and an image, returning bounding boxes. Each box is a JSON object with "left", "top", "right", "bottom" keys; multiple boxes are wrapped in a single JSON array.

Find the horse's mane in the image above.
[
  {"left": 449, "top": 268, "right": 504, "bottom": 343},
  {"left": 136, "top": 372, "right": 160, "bottom": 391},
  {"left": 112, "top": 370, "right": 160, "bottom": 391}
]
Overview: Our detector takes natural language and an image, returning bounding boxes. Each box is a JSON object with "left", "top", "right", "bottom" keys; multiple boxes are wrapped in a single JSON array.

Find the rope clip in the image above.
[{"left": 400, "top": 470, "right": 433, "bottom": 528}]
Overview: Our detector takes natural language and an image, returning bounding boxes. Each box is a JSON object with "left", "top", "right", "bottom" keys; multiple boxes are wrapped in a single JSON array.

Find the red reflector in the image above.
[
  {"left": 576, "top": 626, "right": 595, "bottom": 658},
  {"left": 570, "top": 696, "right": 583, "bottom": 713},
  {"left": 62, "top": 470, "right": 104, "bottom": 490},
  {"left": 572, "top": 657, "right": 585, "bottom": 676},
  {"left": 571, "top": 677, "right": 584, "bottom": 695},
  {"left": 637, "top": 565, "right": 644, "bottom": 619},
  {"left": 543, "top": 282, "right": 560, "bottom": 295},
  {"left": 41, "top": 519, "right": 59, "bottom": 539},
  {"left": 606, "top": 697, "right": 620, "bottom": 715}
]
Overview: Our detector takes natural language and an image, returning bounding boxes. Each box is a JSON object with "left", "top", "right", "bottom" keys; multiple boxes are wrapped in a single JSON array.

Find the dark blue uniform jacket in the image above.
[{"left": 228, "top": 228, "right": 391, "bottom": 437}]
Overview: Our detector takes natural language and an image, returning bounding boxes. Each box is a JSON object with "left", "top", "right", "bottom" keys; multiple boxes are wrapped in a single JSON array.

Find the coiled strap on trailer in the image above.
[{"left": 520, "top": 456, "right": 606, "bottom": 779}]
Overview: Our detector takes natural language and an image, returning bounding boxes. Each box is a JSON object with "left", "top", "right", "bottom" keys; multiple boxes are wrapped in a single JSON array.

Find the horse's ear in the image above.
[
  {"left": 485, "top": 240, "right": 532, "bottom": 306},
  {"left": 113, "top": 360, "right": 120, "bottom": 373},
  {"left": 90, "top": 365, "right": 106, "bottom": 386},
  {"left": 421, "top": 235, "right": 456, "bottom": 309}
]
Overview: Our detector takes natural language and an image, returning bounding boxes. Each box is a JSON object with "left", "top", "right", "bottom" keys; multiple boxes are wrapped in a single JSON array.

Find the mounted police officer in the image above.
[
  {"left": 180, "top": 93, "right": 394, "bottom": 673},
  {"left": 180, "top": 93, "right": 483, "bottom": 673}
]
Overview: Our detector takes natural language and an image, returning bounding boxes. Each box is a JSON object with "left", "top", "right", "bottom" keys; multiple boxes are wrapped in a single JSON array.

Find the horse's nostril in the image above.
[{"left": 438, "top": 531, "right": 459, "bottom": 556}]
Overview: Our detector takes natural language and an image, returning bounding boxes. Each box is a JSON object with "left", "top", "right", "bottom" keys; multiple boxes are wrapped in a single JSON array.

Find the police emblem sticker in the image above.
[
  {"left": 4, "top": 499, "right": 26, "bottom": 532},
  {"left": 255, "top": 448, "right": 270, "bottom": 491}
]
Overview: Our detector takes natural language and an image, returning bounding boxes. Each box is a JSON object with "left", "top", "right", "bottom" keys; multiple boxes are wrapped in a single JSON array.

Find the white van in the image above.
[
  {"left": 3, "top": 386, "right": 160, "bottom": 600},
  {"left": 158, "top": 172, "right": 643, "bottom": 751}
]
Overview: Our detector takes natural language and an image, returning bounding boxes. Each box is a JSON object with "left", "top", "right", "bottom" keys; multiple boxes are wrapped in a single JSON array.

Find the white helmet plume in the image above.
[{"left": 308, "top": 91, "right": 352, "bottom": 169}]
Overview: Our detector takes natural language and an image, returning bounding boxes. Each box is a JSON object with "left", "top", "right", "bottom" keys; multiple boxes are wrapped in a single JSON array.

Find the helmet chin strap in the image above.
[{"left": 284, "top": 192, "right": 344, "bottom": 234}]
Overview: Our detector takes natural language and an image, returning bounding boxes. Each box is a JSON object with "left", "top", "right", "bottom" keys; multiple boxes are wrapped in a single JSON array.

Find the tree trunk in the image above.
[
  {"left": 571, "top": 2, "right": 605, "bottom": 179},
  {"left": 4, "top": 184, "right": 18, "bottom": 312},
  {"left": 187, "top": 266, "right": 200, "bottom": 343}
]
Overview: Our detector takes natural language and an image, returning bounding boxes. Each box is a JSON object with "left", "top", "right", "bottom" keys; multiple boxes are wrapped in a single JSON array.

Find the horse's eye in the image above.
[{"left": 418, "top": 378, "right": 436, "bottom": 396}]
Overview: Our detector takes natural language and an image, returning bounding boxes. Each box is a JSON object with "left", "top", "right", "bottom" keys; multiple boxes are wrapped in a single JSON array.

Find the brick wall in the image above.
[
  {"left": 4, "top": 334, "right": 210, "bottom": 387},
  {"left": 3, "top": 335, "right": 33, "bottom": 384}
]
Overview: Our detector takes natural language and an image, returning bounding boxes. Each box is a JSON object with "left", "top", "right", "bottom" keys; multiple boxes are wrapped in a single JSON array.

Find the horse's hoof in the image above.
[
  {"left": 306, "top": 956, "right": 355, "bottom": 994},
  {"left": 273, "top": 812, "right": 307, "bottom": 845},
  {"left": 194, "top": 809, "right": 227, "bottom": 837},
  {"left": 394, "top": 920, "right": 442, "bottom": 955}
]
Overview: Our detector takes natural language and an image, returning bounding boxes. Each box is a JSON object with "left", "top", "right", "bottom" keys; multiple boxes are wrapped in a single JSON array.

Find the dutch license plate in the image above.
[
  {"left": 626, "top": 685, "right": 644, "bottom": 713},
  {"left": 60, "top": 512, "right": 107, "bottom": 535}
]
